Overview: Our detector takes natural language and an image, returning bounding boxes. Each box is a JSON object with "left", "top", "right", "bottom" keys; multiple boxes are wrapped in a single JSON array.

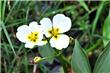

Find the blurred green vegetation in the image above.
[{"left": 1, "top": 1, "right": 110, "bottom": 73}]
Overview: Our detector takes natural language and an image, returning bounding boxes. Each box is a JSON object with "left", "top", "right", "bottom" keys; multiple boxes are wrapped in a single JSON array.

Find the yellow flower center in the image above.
[
  {"left": 27, "top": 32, "right": 38, "bottom": 43},
  {"left": 48, "top": 28, "right": 60, "bottom": 39}
]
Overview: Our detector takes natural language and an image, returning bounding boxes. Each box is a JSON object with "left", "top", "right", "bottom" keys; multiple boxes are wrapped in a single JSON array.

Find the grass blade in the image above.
[
  {"left": 92, "top": 1, "right": 104, "bottom": 34},
  {"left": 0, "top": 1, "right": 2, "bottom": 20},
  {"left": 103, "top": 11, "right": 110, "bottom": 46},
  {"left": 2, "top": 0, "right": 6, "bottom": 21},
  {"left": 4, "top": 1, "right": 18, "bottom": 23},
  {"left": 78, "top": 0, "right": 90, "bottom": 12},
  {"left": 1, "top": 21, "right": 16, "bottom": 56}
]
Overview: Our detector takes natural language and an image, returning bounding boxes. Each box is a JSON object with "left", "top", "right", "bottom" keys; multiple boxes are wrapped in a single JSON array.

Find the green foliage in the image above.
[
  {"left": 38, "top": 43, "right": 55, "bottom": 64},
  {"left": 78, "top": 0, "right": 90, "bottom": 12},
  {"left": 92, "top": 1, "right": 104, "bottom": 34},
  {"left": 71, "top": 40, "right": 110, "bottom": 73},
  {"left": 103, "top": 11, "right": 110, "bottom": 47},
  {"left": 93, "top": 42, "right": 110, "bottom": 73},
  {"left": 1, "top": 21, "right": 16, "bottom": 56},
  {"left": 71, "top": 39, "right": 91, "bottom": 73},
  {"left": 1, "top": 1, "right": 110, "bottom": 73}
]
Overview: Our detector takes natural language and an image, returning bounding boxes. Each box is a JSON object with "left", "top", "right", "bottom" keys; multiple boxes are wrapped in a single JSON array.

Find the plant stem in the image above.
[
  {"left": 58, "top": 54, "right": 68, "bottom": 73},
  {"left": 55, "top": 50, "right": 69, "bottom": 73},
  {"left": 86, "top": 39, "right": 102, "bottom": 53}
]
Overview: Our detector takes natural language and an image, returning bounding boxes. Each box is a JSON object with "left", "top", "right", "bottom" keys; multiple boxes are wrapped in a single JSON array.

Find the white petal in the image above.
[
  {"left": 50, "top": 34, "right": 69, "bottom": 50},
  {"left": 40, "top": 18, "right": 52, "bottom": 37},
  {"left": 17, "top": 25, "right": 30, "bottom": 32},
  {"left": 37, "top": 40, "right": 47, "bottom": 46},
  {"left": 25, "top": 42, "right": 35, "bottom": 48},
  {"left": 53, "top": 14, "right": 71, "bottom": 33},
  {"left": 29, "top": 21, "right": 40, "bottom": 32},
  {"left": 16, "top": 25, "right": 30, "bottom": 43},
  {"left": 37, "top": 31, "right": 43, "bottom": 42}
]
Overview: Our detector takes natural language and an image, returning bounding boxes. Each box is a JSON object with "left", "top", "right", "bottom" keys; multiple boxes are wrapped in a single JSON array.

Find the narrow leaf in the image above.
[
  {"left": 1, "top": 21, "right": 16, "bottom": 56},
  {"left": 78, "top": 0, "right": 90, "bottom": 12},
  {"left": 71, "top": 39, "right": 91, "bottom": 73},
  {"left": 38, "top": 43, "right": 55, "bottom": 64},
  {"left": 103, "top": 11, "right": 110, "bottom": 46},
  {"left": 93, "top": 42, "right": 110, "bottom": 73},
  {"left": 0, "top": 1, "right": 2, "bottom": 20},
  {"left": 92, "top": 1, "right": 104, "bottom": 34}
]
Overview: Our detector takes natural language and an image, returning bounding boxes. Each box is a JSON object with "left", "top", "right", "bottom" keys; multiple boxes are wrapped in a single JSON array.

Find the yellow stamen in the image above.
[
  {"left": 27, "top": 32, "right": 39, "bottom": 43},
  {"left": 48, "top": 28, "right": 60, "bottom": 39}
]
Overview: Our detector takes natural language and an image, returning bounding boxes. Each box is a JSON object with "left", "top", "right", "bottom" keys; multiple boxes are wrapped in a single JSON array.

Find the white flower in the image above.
[
  {"left": 16, "top": 21, "right": 46, "bottom": 48},
  {"left": 40, "top": 14, "right": 71, "bottom": 50}
]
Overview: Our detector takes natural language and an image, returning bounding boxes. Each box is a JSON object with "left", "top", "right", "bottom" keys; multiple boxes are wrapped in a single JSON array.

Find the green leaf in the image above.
[
  {"left": 1, "top": 21, "right": 16, "bottom": 56},
  {"left": 2, "top": 0, "right": 6, "bottom": 21},
  {"left": 78, "top": 0, "right": 90, "bottom": 12},
  {"left": 103, "top": 11, "right": 110, "bottom": 47},
  {"left": 0, "top": 1, "right": 2, "bottom": 20},
  {"left": 71, "top": 39, "right": 91, "bottom": 73},
  {"left": 93, "top": 42, "right": 110, "bottom": 73},
  {"left": 5, "top": 1, "right": 19, "bottom": 23},
  {"left": 92, "top": 1, "right": 104, "bottom": 34},
  {"left": 38, "top": 43, "right": 55, "bottom": 64}
]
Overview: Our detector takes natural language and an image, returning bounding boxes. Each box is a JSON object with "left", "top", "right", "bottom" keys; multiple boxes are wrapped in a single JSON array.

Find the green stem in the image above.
[
  {"left": 58, "top": 54, "right": 68, "bottom": 73},
  {"left": 40, "top": 51, "right": 70, "bottom": 66},
  {"left": 86, "top": 39, "right": 102, "bottom": 53},
  {"left": 55, "top": 50, "right": 68, "bottom": 73},
  {"left": 38, "top": 49, "right": 70, "bottom": 73}
]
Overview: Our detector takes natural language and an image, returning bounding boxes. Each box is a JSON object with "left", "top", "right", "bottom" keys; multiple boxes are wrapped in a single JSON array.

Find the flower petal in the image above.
[
  {"left": 17, "top": 25, "right": 30, "bottom": 32},
  {"left": 40, "top": 18, "right": 52, "bottom": 37},
  {"left": 29, "top": 21, "right": 40, "bottom": 32},
  {"left": 37, "top": 40, "right": 47, "bottom": 46},
  {"left": 50, "top": 34, "right": 69, "bottom": 50},
  {"left": 16, "top": 25, "right": 30, "bottom": 43},
  {"left": 25, "top": 42, "right": 35, "bottom": 48},
  {"left": 53, "top": 14, "right": 71, "bottom": 33},
  {"left": 37, "top": 31, "right": 44, "bottom": 43}
]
